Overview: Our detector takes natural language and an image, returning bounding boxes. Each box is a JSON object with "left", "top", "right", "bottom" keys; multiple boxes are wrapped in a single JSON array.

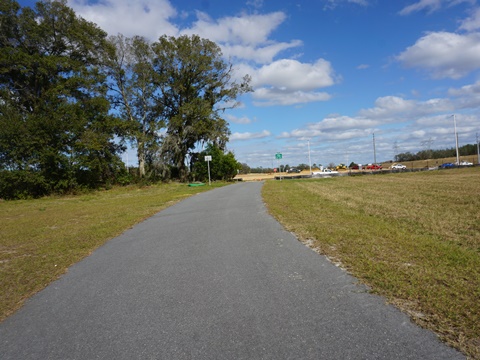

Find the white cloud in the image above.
[
  {"left": 399, "top": 0, "right": 475, "bottom": 15},
  {"left": 254, "top": 59, "right": 336, "bottom": 90},
  {"left": 181, "top": 11, "right": 286, "bottom": 46},
  {"left": 447, "top": 80, "right": 480, "bottom": 109},
  {"left": 221, "top": 41, "right": 303, "bottom": 64},
  {"left": 309, "top": 116, "right": 379, "bottom": 130},
  {"left": 226, "top": 114, "right": 253, "bottom": 124},
  {"left": 279, "top": 125, "right": 373, "bottom": 141},
  {"left": 253, "top": 88, "right": 331, "bottom": 106},
  {"left": 230, "top": 130, "right": 271, "bottom": 141},
  {"left": 180, "top": 11, "right": 302, "bottom": 63},
  {"left": 68, "top": 0, "right": 179, "bottom": 40},
  {"left": 349, "top": 0, "right": 369, "bottom": 5},
  {"left": 69, "top": 2, "right": 300, "bottom": 64},
  {"left": 323, "top": 0, "right": 370, "bottom": 10},
  {"left": 448, "top": 80, "right": 480, "bottom": 96},
  {"left": 240, "top": 58, "right": 337, "bottom": 106},
  {"left": 276, "top": 79, "right": 480, "bottom": 166},
  {"left": 399, "top": 0, "right": 443, "bottom": 15},
  {"left": 359, "top": 96, "right": 417, "bottom": 119},
  {"left": 396, "top": 31, "right": 480, "bottom": 79},
  {"left": 246, "top": 0, "right": 265, "bottom": 10},
  {"left": 359, "top": 95, "right": 454, "bottom": 121},
  {"left": 412, "top": 129, "right": 427, "bottom": 138},
  {"left": 459, "top": 8, "right": 480, "bottom": 31},
  {"left": 278, "top": 115, "right": 378, "bottom": 140}
]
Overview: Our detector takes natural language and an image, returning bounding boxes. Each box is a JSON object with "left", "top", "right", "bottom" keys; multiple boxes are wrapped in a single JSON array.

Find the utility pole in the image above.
[
  {"left": 452, "top": 115, "right": 460, "bottom": 165},
  {"left": 393, "top": 141, "right": 399, "bottom": 161},
  {"left": 308, "top": 140, "right": 312, "bottom": 174},
  {"left": 373, "top": 133, "right": 377, "bottom": 164},
  {"left": 477, "top": 132, "right": 480, "bottom": 164}
]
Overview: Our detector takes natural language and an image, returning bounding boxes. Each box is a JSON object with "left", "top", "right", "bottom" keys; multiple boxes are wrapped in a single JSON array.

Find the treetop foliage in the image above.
[
  {"left": 190, "top": 143, "right": 241, "bottom": 182},
  {"left": 152, "top": 34, "right": 251, "bottom": 181},
  {"left": 0, "top": 0, "right": 251, "bottom": 198},
  {"left": 0, "top": 0, "right": 125, "bottom": 199}
]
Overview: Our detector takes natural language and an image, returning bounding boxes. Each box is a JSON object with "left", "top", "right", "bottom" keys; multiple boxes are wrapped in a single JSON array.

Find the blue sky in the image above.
[{"left": 20, "top": 0, "right": 480, "bottom": 167}]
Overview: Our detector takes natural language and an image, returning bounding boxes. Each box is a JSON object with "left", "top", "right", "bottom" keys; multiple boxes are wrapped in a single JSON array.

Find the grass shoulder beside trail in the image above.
[
  {"left": 262, "top": 168, "right": 480, "bottom": 359},
  {"left": 0, "top": 182, "right": 227, "bottom": 321}
]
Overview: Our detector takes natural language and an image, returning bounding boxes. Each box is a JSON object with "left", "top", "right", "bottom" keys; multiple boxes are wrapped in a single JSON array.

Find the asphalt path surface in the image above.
[{"left": 0, "top": 182, "right": 464, "bottom": 359}]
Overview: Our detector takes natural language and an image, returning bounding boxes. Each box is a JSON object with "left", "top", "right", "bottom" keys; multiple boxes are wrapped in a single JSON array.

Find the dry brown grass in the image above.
[{"left": 263, "top": 167, "right": 480, "bottom": 358}]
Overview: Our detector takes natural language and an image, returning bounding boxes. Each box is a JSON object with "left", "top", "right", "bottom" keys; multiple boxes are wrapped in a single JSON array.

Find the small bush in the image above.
[{"left": 0, "top": 170, "right": 50, "bottom": 200}]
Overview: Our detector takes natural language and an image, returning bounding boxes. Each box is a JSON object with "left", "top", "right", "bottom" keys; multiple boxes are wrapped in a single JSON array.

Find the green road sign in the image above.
[{"left": 275, "top": 153, "right": 282, "bottom": 160}]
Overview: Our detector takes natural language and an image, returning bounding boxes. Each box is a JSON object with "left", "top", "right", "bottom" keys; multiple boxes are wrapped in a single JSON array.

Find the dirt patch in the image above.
[{"left": 235, "top": 170, "right": 325, "bottom": 181}]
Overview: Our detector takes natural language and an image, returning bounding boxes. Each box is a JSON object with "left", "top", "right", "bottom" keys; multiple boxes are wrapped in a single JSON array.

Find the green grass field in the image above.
[
  {"left": 0, "top": 182, "right": 226, "bottom": 321},
  {"left": 2, "top": 169, "right": 479, "bottom": 357},
  {"left": 262, "top": 167, "right": 480, "bottom": 359}
]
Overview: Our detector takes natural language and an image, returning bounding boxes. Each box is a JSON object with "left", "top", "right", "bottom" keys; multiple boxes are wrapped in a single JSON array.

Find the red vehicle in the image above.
[{"left": 366, "top": 163, "right": 382, "bottom": 170}]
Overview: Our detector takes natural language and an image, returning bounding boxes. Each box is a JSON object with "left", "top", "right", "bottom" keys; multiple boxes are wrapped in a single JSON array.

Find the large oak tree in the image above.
[
  {"left": 105, "top": 34, "right": 161, "bottom": 178},
  {"left": 152, "top": 35, "right": 251, "bottom": 182},
  {"left": 0, "top": 0, "right": 123, "bottom": 197}
]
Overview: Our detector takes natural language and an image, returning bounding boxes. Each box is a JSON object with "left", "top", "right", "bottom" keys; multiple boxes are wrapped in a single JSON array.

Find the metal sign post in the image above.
[
  {"left": 205, "top": 155, "right": 212, "bottom": 185},
  {"left": 275, "top": 153, "right": 282, "bottom": 180}
]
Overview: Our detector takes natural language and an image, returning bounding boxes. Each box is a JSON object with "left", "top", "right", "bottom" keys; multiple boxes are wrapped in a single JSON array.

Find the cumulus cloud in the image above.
[
  {"left": 181, "top": 11, "right": 286, "bottom": 46},
  {"left": 69, "top": 1, "right": 301, "bottom": 64},
  {"left": 253, "top": 59, "right": 336, "bottom": 90},
  {"left": 448, "top": 80, "right": 480, "bottom": 96},
  {"left": 278, "top": 115, "right": 378, "bottom": 140},
  {"left": 278, "top": 85, "right": 479, "bottom": 142},
  {"left": 252, "top": 88, "right": 331, "bottom": 106},
  {"left": 230, "top": 130, "right": 271, "bottom": 141},
  {"left": 226, "top": 114, "right": 253, "bottom": 124},
  {"left": 396, "top": 31, "right": 480, "bottom": 79},
  {"left": 359, "top": 95, "right": 453, "bottom": 120},
  {"left": 222, "top": 41, "right": 303, "bottom": 64},
  {"left": 255, "top": 79, "right": 480, "bottom": 165},
  {"left": 459, "top": 8, "right": 480, "bottom": 31},
  {"left": 447, "top": 80, "right": 480, "bottom": 109},
  {"left": 308, "top": 116, "right": 379, "bottom": 130},
  {"left": 279, "top": 126, "right": 373, "bottom": 141},
  {"left": 411, "top": 129, "right": 427, "bottom": 138},
  {"left": 239, "top": 58, "right": 337, "bottom": 106},
  {"left": 68, "top": 0, "right": 179, "bottom": 40},
  {"left": 180, "top": 11, "right": 302, "bottom": 64},
  {"left": 359, "top": 96, "right": 417, "bottom": 119}
]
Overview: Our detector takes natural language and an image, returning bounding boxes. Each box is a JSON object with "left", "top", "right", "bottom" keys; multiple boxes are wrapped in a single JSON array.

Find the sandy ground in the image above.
[
  {"left": 233, "top": 173, "right": 278, "bottom": 181},
  {"left": 234, "top": 170, "right": 349, "bottom": 181}
]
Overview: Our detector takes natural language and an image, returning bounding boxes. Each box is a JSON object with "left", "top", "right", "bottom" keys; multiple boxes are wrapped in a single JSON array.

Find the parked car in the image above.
[
  {"left": 349, "top": 164, "right": 359, "bottom": 170},
  {"left": 287, "top": 168, "right": 301, "bottom": 173},
  {"left": 439, "top": 163, "right": 455, "bottom": 169},
  {"left": 458, "top": 161, "right": 473, "bottom": 166},
  {"left": 312, "top": 169, "right": 338, "bottom": 175},
  {"left": 366, "top": 164, "right": 382, "bottom": 170},
  {"left": 391, "top": 163, "right": 407, "bottom": 170}
]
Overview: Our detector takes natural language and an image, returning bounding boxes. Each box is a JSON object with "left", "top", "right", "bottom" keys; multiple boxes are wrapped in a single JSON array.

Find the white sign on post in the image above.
[{"left": 204, "top": 156, "right": 212, "bottom": 185}]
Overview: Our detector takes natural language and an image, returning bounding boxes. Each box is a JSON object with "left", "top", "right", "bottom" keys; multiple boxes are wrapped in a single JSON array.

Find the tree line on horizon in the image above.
[
  {"left": 394, "top": 143, "right": 478, "bottom": 162},
  {"left": 0, "top": 0, "right": 251, "bottom": 199},
  {"left": 238, "top": 143, "right": 479, "bottom": 174}
]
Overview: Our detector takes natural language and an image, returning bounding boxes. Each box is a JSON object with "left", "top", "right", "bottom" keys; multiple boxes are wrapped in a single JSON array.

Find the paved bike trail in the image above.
[{"left": 0, "top": 182, "right": 464, "bottom": 359}]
